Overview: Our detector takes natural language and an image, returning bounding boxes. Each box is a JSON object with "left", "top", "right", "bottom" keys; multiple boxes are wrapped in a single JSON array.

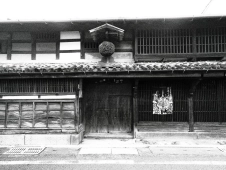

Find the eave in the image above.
[{"left": 0, "top": 61, "right": 225, "bottom": 79}]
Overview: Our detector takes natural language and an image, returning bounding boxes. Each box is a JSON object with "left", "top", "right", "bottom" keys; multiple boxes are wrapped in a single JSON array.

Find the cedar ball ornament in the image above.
[{"left": 98, "top": 41, "right": 115, "bottom": 57}]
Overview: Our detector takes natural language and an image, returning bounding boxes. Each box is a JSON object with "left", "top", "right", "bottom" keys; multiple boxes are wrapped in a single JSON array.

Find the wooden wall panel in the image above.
[
  {"left": 49, "top": 103, "right": 61, "bottom": 110},
  {"left": 21, "top": 111, "right": 33, "bottom": 119},
  {"left": 34, "top": 119, "right": 47, "bottom": 128},
  {"left": 35, "top": 103, "right": 47, "bottom": 110},
  {"left": 0, "top": 120, "right": 4, "bottom": 128},
  {"left": 62, "top": 119, "right": 74, "bottom": 128},
  {"left": 49, "top": 111, "right": 61, "bottom": 118},
  {"left": 22, "top": 103, "right": 33, "bottom": 110},
  {"left": 7, "top": 111, "right": 19, "bottom": 119},
  {"left": 0, "top": 111, "right": 5, "bottom": 119},
  {"left": 0, "top": 103, "right": 6, "bottom": 110},
  {"left": 48, "top": 119, "right": 61, "bottom": 128},
  {"left": 0, "top": 100, "right": 77, "bottom": 131},
  {"left": 35, "top": 111, "right": 47, "bottom": 119},
  {"left": 7, "top": 120, "right": 19, "bottom": 128},
  {"left": 8, "top": 103, "right": 19, "bottom": 110},
  {"left": 62, "top": 103, "right": 74, "bottom": 110},
  {"left": 62, "top": 111, "right": 74, "bottom": 118},
  {"left": 21, "top": 120, "right": 33, "bottom": 128}
]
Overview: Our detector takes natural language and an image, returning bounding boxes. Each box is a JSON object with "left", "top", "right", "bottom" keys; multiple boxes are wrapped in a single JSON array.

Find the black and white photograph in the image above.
[{"left": 0, "top": 0, "right": 226, "bottom": 169}]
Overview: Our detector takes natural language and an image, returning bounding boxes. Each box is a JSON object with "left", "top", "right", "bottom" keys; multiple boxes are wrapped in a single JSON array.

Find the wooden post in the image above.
[
  {"left": 80, "top": 31, "right": 85, "bottom": 59},
  {"left": 133, "top": 79, "right": 139, "bottom": 138},
  {"left": 75, "top": 79, "right": 83, "bottom": 133},
  {"left": 188, "top": 79, "right": 201, "bottom": 132},
  {"left": 7, "top": 32, "right": 12, "bottom": 60},
  {"left": 188, "top": 95, "right": 194, "bottom": 132},
  {"left": 217, "top": 80, "right": 223, "bottom": 124},
  {"left": 31, "top": 33, "right": 36, "bottom": 60}
]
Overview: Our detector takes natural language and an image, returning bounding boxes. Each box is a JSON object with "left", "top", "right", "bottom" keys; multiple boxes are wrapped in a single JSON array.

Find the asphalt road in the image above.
[{"left": 1, "top": 164, "right": 226, "bottom": 170}]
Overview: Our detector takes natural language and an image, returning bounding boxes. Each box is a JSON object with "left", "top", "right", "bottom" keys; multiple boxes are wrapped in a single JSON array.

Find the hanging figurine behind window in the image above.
[{"left": 153, "top": 87, "right": 173, "bottom": 115}]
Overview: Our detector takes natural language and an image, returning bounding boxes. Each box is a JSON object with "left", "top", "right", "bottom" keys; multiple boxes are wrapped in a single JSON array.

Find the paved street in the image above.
[{"left": 0, "top": 139, "right": 226, "bottom": 169}]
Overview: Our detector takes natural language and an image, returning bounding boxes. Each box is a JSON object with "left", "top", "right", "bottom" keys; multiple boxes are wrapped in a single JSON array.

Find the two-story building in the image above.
[{"left": 0, "top": 15, "right": 226, "bottom": 145}]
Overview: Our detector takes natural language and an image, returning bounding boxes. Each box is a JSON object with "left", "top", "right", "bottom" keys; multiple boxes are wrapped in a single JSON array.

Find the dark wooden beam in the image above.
[
  {"left": 133, "top": 79, "right": 139, "bottom": 138},
  {"left": 188, "top": 78, "right": 201, "bottom": 132},
  {"left": 80, "top": 31, "right": 85, "bottom": 59},
  {"left": 59, "top": 50, "right": 81, "bottom": 53},
  {"left": 0, "top": 72, "right": 203, "bottom": 79},
  {"left": 7, "top": 32, "right": 12, "bottom": 60},
  {"left": 31, "top": 33, "right": 36, "bottom": 60},
  {"left": 135, "top": 53, "right": 226, "bottom": 61},
  {"left": 60, "top": 39, "right": 81, "bottom": 42}
]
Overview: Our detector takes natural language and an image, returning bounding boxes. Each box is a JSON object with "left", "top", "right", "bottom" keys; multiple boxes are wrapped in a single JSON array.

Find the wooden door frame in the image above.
[{"left": 83, "top": 80, "right": 133, "bottom": 134}]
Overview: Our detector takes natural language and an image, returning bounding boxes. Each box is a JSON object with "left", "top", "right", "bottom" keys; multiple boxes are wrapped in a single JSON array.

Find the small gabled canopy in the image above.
[{"left": 89, "top": 23, "right": 124, "bottom": 42}]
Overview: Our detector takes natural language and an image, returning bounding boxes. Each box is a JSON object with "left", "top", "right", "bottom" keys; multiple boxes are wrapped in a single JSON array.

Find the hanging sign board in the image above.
[{"left": 153, "top": 87, "right": 173, "bottom": 115}]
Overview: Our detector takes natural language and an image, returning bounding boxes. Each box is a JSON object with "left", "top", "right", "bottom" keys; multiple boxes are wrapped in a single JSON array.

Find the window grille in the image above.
[
  {"left": 0, "top": 78, "right": 77, "bottom": 93},
  {"left": 196, "top": 27, "right": 226, "bottom": 53},
  {"left": 35, "top": 32, "right": 59, "bottom": 40},
  {"left": 137, "top": 29, "right": 192, "bottom": 54},
  {"left": 84, "top": 42, "right": 98, "bottom": 50}
]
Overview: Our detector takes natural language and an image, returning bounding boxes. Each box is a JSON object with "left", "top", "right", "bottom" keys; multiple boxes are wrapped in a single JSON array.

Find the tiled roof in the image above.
[{"left": 0, "top": 61, "right": 226, "bottom": 73}]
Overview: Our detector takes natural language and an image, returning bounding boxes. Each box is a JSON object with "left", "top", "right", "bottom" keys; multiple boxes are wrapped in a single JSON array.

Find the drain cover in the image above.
[{"left": 4, "top": 147, "right": 45, "bottom": 155}]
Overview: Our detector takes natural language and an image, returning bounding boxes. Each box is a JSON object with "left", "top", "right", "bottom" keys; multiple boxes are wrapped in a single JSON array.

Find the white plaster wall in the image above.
[
  {"left": 0, "top": 54, "right": 7, "bottom": 61},
  {"left": 36, "top": 54, "right": 56, "bottom": 62},
  {"left": 85, "top": 52, "right": 134, "bottom": 63},
  {"left": 60, "top": 42, "right": 80, "bottom": 50},
  {"left": 60, "top": 31, "right": 80, "bottom": 39},
  {"left": 11, "top": 54, "right": 32, "bottom": 62},
  {"left": 59, "top": 53, "right": 82, "bottom": 62}
]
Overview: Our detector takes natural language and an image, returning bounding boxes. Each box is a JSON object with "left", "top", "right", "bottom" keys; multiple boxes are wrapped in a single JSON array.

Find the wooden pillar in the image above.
[
  {"left": 188, "top": 94, "right": 194, "bottom": 132},
  {"left": 217, "top": 80, "right": 223, "bottom": 124},
  {"left": 188, "top": 79, "right": 201, "bottom": 132},
  {"left": 75, "top": 79, "right": 83, "bottom": 133},
  {"left": 7, "top": 32, "right": 12, "bottom": 60},
  {"left": 133, "top": 79, "right": 139, "bottom": 138},
  {"left": 80, "top": 31, "right": 85, "bottom": 59}
]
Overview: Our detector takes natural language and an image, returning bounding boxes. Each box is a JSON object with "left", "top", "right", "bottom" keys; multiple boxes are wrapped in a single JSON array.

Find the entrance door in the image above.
[
  {"left": 84, "top": 81, "right": 132, "bottom": 134},
  {"left": 108, "top": 95, "right": 131, "bottom": 133}
]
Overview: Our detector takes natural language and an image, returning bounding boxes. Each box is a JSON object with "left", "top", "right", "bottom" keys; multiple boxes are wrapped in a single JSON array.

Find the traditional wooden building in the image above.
[{"left": 0, "top": 16, "right": 226, "bottom": 145}]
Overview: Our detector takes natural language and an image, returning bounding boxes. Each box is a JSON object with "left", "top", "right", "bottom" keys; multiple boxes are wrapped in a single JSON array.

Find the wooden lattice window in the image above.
[
  {"left": 0, "top": 78, "right": 77, "bottom": 94},
  {"left": 0, "top": 100, "right": 76, "bottom": 129},
  {"left": 84, "top": 42, "right": 98, "bottom": 50},
  {"left": 196, "top": 27, "right": 226, "bottom": 53},
  {"left": 137, "top": 29, "right": 193, "bottom": 54},
  {"left": 35, "top": 32, "right": 59, "bottom": 41}
]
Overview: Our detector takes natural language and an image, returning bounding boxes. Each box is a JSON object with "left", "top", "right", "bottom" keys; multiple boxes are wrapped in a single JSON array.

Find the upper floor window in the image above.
[
  {"left": 137, "top": 29, "right": 192, "bottom": 54},
  {"left": 136, "top": 27, "right": 226, "bottom": 55},
  {"left": 196, "top": 27, "right": 226, "bottom": 53}
]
